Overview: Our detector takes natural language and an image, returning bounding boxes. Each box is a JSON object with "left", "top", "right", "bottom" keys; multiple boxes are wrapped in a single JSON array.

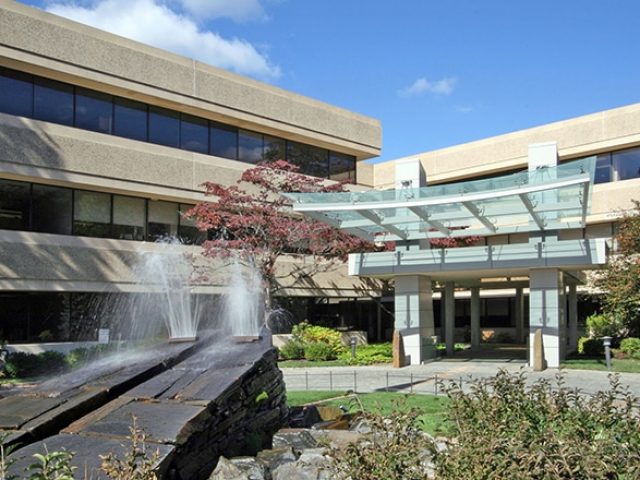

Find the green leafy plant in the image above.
[
  {"left": 0, "top": 433, "right": 17, "bottom": 480},
  {"left": 586, "top": 312, "right": 624, "bottom": 339},
  {"left": 277, "top": 340, "right": 305, "bottom": 360},
  {"left": 303, "top": 342, "right": 336, "bottom": 361},
  {"left": 338, "top": 342, "right": 393, "bottom": 365},
  {"left": 292, "top": 322, "right": 344, "bottom": 356},
  {"left": 620, "top": 337, "right": 640, "bottom": 359},
  {"left": 255, "top": 391, "right": 269, "bottom": 404},
  {"left": 25, "top": 448, "right": 75, "bottom": 480},
  {"left": 578, "top": 336, "right": 604, "bottom": 356},
  {"left": 99, "top": 415, "right": 160, "bottom": 480},
  {"left": 430, "top": 370, "right": 640, "bottom": 479},
  {"left": 3, "top": 351, "right": 68, "bottom": 379},
  {"left": 329, "top": 398, "right": 432, "bottom": 479}
]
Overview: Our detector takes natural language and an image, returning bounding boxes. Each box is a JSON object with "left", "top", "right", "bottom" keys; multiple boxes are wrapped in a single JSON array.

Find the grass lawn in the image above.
[
  {"left": 561, "top": 357, "right": 640, "bottom": 373},
  {"left": 287, "top": 390, "right": 450, "bottom": 435}
]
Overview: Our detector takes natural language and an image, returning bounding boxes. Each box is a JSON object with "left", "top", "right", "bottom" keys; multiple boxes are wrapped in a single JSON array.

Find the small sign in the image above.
[{"left": 98, "top": 328, "right": 110, "bottom": 344}]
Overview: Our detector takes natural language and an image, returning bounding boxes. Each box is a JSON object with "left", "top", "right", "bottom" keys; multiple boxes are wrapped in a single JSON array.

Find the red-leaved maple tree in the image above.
[{"left": 187, "top": 160, "right": 379, "bottom": 308}]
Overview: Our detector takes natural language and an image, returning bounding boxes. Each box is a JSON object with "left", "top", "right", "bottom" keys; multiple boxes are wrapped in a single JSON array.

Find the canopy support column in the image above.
[
  {"left": 394, "top": 275, "right": 437, "bottom": 366},
  {"left": 444, "top": 281, "right": 456, "bottom": 356},
  {"left": 470, "top": 287, "right": 481, "bottom": 350},
  {"left": 515, "top": 287, "right": 524, "bottom": 343},
  {"left": 568, "top": 283, "right": 578, "bottom": 354},
  {"left": 529, "top": 268, "right": 566, "bottom": 368}
]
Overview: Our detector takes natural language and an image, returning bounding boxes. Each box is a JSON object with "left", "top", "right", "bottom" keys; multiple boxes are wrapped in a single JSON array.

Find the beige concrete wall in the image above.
[
  {"left": 374, "top": 103, "right": 640, "bottom": 188},
  {"left": 0, "top": 230, "right": 380, "bottom": 297},
  {"left": 0, "top": 1, "right": 381, "bottom": 160}
]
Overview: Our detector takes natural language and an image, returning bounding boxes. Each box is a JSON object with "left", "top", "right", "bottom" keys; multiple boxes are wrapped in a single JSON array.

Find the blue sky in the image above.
[{"left": 20, "top": 1, "right": 640, "bottom": 163}]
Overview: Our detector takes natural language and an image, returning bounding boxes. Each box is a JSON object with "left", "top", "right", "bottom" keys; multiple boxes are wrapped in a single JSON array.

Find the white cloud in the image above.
[
  {"left": 46, "top": 0, "right": 281, "bottom": 80},
  {"left": 178, "top": 0, "right": 267, "bottom": 22},
  {"left": 398, "top": 76, "right": 457, "bottom": 97}
]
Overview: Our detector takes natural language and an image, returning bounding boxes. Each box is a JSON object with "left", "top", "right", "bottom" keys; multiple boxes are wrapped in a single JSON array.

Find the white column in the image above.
[
  {"left": 529, "top": 268, "right": 566, "bottom": 368},
  {"left": 444, "top": 281, "right": 455, "bottom": 356},
  {"left": 568, "top": 283, "right": 578, "bottom": 354},
  {"left": 470, "top": 287, "right": 480, "bottom": 349},
  {"left": 515, "top": 287, "right": 524, "bottom": 343},
  {"left": 394, "top": 275, "right": 436, "bottom": 365}
]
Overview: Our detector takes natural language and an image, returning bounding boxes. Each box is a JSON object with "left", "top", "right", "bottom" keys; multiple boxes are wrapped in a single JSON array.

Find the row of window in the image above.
[
  {"left": 0, "top": 66, "right": 356, "bottom": 181},
  {"left": 592, "top": 147, "right": 640, "bottom": 184},
  {"left": 0, "top": 178, "right": 205, "bottom": 244}
]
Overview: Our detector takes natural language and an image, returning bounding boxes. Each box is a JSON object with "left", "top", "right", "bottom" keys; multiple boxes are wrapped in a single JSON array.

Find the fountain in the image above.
[{"left": 222, "top": 259, "right": 263, "bottom": 342}]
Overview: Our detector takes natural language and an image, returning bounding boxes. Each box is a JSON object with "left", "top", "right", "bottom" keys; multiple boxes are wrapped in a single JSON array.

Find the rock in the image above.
[
  {"left": 230, "top": 457, "right": 267, "bottom": 480},
  {"left": 288, "top": 406, "right": 322, "bottom": 428},
  {"left": 256, "top": 446, "right": 297, "bottom": 472},
  {"left": 315, "top": 406, "right": 343, "bottom": 421},
  {"left": 272, "top": 428, "right": 318, "bottom": 451},
  {"left": 271, "top": 451, "right": 334, "bottom": 480},
  {"left": 209, "top": 457, "right": 248, "bottom": 480},
  {"left": 308, "top": 429, "right": 364, "bottom": 448}
]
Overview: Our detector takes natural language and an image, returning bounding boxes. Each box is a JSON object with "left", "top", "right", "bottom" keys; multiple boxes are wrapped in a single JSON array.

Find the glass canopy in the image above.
[{"left": 284, "top": 157, "right": 596, "bottom": 242}]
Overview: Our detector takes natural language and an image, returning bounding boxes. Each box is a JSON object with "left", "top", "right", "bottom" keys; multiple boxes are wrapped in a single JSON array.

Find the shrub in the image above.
[
  {"left": 304, "top": 342, "right": 336, "bottom": 361},
  {"left": 330, "top": 400, "right": 432, "bottom": 479},
  {"left": 292, "top": 322, "right": 344, "bottom": 356},
  {"left": 586, "top": 312, "right": 623, "bottom": 338},
  {"left": 430, "top": 370, "right": 640, "bottom": 479},
  {"left": 3, "top": 351, "right": 68, "bottom": 379},
  {"left": 26, "top": 449, "right": 75, "bottom": 480},
  {"left": 620, "top": 337, "right": 640, "bottom": 359},
  {"left": 65, "top": 348, "right": 90, "bottom": 369},
  {"left": 338, "top": 343, "right": 393, "bottom": 365},
  {"left": 578, "top": 336, "right": 604, "bottom": 356},
  {"left": 278, "top": 340, "right": 305, "bottom": 360}
]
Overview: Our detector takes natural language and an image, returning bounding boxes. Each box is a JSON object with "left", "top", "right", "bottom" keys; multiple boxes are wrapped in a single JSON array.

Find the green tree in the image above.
[{"left": 595, "top": 199, "right": 640, "bottom": 336}]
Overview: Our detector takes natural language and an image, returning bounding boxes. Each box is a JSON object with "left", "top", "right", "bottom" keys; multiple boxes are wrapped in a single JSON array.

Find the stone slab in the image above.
[
  {"left": 0, "top": 396, "right": 62, "bottom": 430},
  {"left": 7, "top": 433, "right": 174, "bottom": 480},
  {"left": 174, "top": 365, "right": 248, "bottom": 402},
  {"left": 77, "top": 401, "right": 206, "bottom": 444}
]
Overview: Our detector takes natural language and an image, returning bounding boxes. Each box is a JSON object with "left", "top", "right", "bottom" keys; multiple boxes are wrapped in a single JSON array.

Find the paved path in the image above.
[{"left": 281, "top": 360, "right": 640, "bottom": 397}]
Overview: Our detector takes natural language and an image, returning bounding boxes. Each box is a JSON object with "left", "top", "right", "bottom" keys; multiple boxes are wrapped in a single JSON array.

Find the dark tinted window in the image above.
[
  {"left": 34, "top": 78, "right": 74, "bottom": 126},
  {"left": 0, "top": 67, "right": 33, "bottom": 117},
  {"left": 180, "top": 114, "right": 208, "bottom": 154},
  {"left": 114, "top": 97, "right": 147, "bottom": 141},
  {"left": 264, "top": 136, "right": 285, "bottom": 162},
  {"left": 113, "top": 195, "right": 145, "bottom": 240},
  {"left": 32, "top": 184, "right": 72, "bottom": 234},
  {"left": 239, "top": 130, "right": 263, "bottom": 163},
  {"left": 210, "top": 122, "right": 238, "bottom": 159},
  {"left": 594, "top": 153, "right": 612, "bottom": 184},
  {"left": 0, "top": 179, "right": 30, "bottom": 230},
  {"left": 148, "top": 200, "right": 178, "bottom": 241},
  {"left": 73, "top": 190, "right": 111, "bottom": 238},
  {"left": 149, "top": 106, "right": 180, "bottom": 147},
  {"left": 178, "top": 204, "right": 205, "bottom": 245},
  {"left": 329, "top": 152, "right": 356, "bottom": 181},
  {"left": 613, "top": 147, "right": 640, "bottom": 181},
  {"left": 75, "top": 88, "right": 112, "bottom": 134},
  {"left": 287, "top": 141, "right": 329, "bottom": 177}
]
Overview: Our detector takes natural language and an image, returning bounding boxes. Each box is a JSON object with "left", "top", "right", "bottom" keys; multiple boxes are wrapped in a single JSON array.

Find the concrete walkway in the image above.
[{"left": 281, "top": 359, "right": 640, "bottom": 397}]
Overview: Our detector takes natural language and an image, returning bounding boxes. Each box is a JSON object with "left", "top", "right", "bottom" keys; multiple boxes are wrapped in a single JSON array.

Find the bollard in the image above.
[
  {"left": 602, "top": 336, "right": 613, "bottom": 371},
  {"left": 350, "top": 336, "right": 357, "bottom": 359}
]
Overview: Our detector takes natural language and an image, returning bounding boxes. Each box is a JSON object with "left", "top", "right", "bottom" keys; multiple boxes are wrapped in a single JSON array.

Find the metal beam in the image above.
[
  {"left": 408, "top": 206, "right": 451, "bottom": 236},
  {"left": 357, "top": 210, "right": 408, "bottom": 240},
  {"left": 462, "top": 201, "right": 497, "bottom": 233},
  {"left": 518, "top": 193, "right": 545, "bottom": 230}
]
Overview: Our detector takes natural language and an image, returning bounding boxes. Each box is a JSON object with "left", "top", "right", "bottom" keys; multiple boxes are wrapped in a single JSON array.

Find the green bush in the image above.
[
  {"left": 586, "top": 312, "right": 623, "bottom": 338},
  {"left": 429, "top": 370, "right": 640, "bottom": 479},
  {"left": 292, "top": 321, "right": 345, "bottom": 356},
  {"left": 65, "top": 347, "right": 90, "bottom": 369},
  {"left": 338, "top": 342, "right": 392, "bottom": 365},
  {"left": 578, "top": 336, "right": 604, "bottom": 356},
  {"left": 304, "top": 342, "right": 337, "bottom": 361},
  {"left": 3, "top": 351, "right": 68, "bottom": 378},
  {"left": 278, "top": 340, "right": 305, "bottom": 360},
  {"left": 620, "top": 337, "right": 640, "bottom": 359}
]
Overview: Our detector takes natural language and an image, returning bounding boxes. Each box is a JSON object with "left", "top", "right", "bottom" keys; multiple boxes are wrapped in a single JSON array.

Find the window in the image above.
[
  {"left": 75, "top": 88, "right": 113, "bottom": 134},
  {"left": 0, "top": 179, "right": 30, "bottom": 230},
  {"left": 148, "top": 201, "right": 178, "bottom": 240},
  {"left": 149, "top": 106, "right": 180, "bottom": 148},
  {"left": 178, "top": 204, "right": 205, "bottom": 244},
  {"left": 32, "top": 184, "right": 72, "bottom": 234},
  {"left": 0, "top": 67, "right": 33, "bottom": 117},
  {"left": 264, "top": 136, "right": 285, "bottom": 162},
  {"left": 287, "top": 141, "right": 329, "bottom": 177},
  {"left": 73, "top": 190, "right": 111, "bottom": 238},
  {"left": 239, "top": 130, "right": 263, "bottom": 163},
  {"left": 180, "top": 114, "right": 208, "bottom": 154},
  {"left": 594, "top": 153, "right": 612, "bottom": 184},
  {"left": 329, "top": 152, "right": 356, "bottom": 181},
  {"left": 113, "top": 195, "right": 145, "bottom": 240},
  {"left": 613, "top": 147, "right": 640, "bottom": 181},
  {"left": 210, "top": 122, "right": 238, "bottom": 160},
  {"left": 114, "top": 97, "right": 147, "bottom": 141},
  {"left": 34, "top": 78, "right": 74, "bottom": 126}
]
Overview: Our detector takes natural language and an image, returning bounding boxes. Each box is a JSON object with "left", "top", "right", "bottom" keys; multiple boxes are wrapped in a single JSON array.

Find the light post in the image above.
[
  {"left": 602, "top": 336, "right": 612, "bottom": 371},
  {"left": 350, "top": 336, "right": 357, "bottom": 359}
]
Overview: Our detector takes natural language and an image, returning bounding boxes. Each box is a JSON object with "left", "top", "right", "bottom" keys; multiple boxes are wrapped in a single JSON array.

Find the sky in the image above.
[{"left": 18, "top": 0, "right": 640, "bottom": 163}]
